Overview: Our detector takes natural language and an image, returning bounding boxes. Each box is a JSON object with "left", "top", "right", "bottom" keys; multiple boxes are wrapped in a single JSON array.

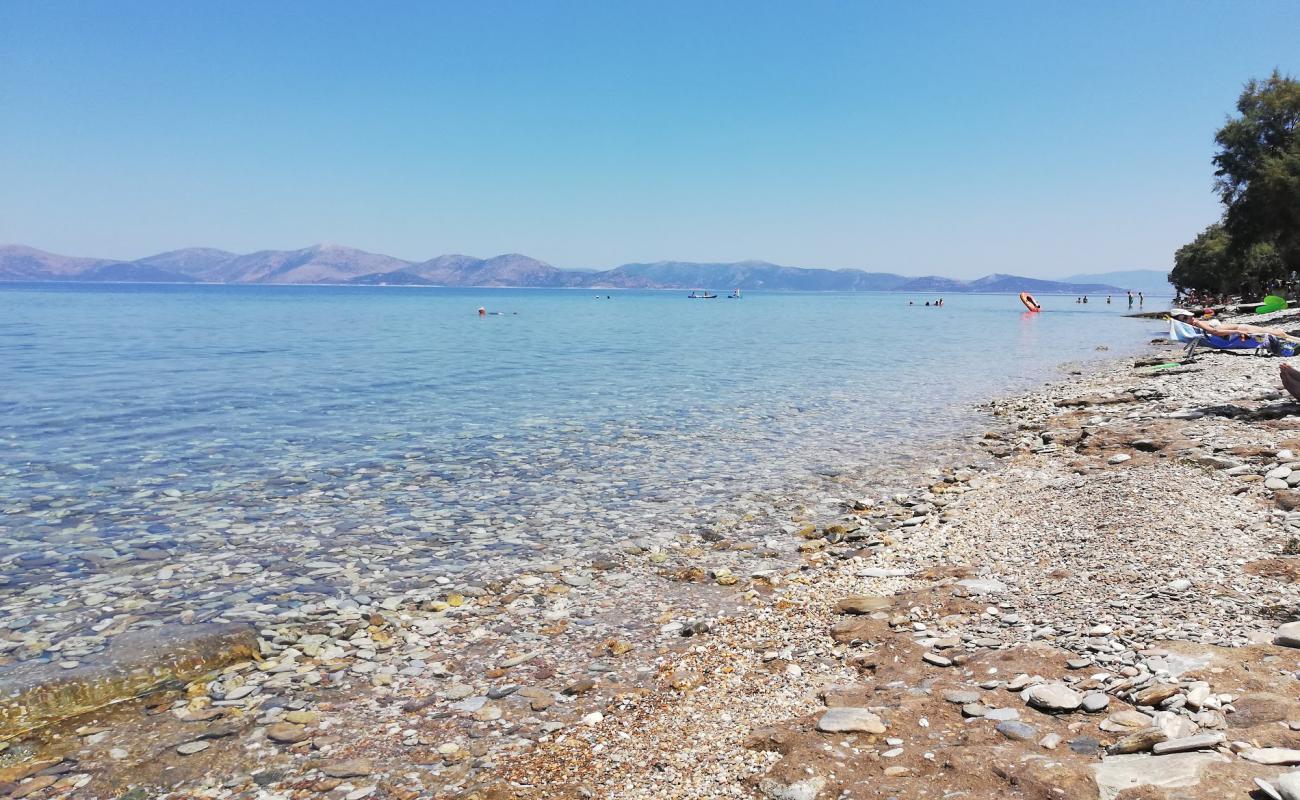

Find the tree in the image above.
[
  {"left": 1170, "top": 223, "right": 1229, "bottom": 293},
  {"left": 1213, "top": 71, "right": 1300, "bottom": 270},
  {"left": 1169, "top": 222, "right": 1286, "bottom": 296}
]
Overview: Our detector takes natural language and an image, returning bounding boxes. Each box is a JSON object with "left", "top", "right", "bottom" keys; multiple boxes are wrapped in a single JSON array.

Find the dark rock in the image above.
[{"left": 1068, "top": 736, "right": 1100, "bottom": 755}]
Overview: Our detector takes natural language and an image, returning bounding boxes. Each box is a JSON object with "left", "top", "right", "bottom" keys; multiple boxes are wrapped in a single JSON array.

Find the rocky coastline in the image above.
[{"left": 9, "top": 309, "right": 1300, "bottom": 799}]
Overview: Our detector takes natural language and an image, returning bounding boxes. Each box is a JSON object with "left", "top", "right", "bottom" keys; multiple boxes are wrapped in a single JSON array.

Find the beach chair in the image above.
[{"left": 1167, "top": 318, "right": 1272, "bottom": 359}]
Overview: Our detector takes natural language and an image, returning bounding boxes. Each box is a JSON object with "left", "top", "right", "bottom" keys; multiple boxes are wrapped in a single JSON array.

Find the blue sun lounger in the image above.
[{"left": 1168, "top": 318, "right": 1274, "bottom": 358}]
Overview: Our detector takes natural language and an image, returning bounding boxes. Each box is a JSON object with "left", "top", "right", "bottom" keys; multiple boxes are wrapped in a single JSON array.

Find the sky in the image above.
[{"left": 2, "top": 1, "right": 1298, "bottom": 278}]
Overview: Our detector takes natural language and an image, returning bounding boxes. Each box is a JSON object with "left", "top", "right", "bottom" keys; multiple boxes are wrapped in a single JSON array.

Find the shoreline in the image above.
[
  {"left": 8, "top": 311, "right": 1300, "bottom": 799},
  {"left": 473, "top": 311, "right": 1300, "bottom": 799}
]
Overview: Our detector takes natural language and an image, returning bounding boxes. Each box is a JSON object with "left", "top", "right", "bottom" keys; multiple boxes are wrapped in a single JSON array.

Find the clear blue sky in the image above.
[{"left": 2, "top": 1, "right": 1297, "bottom": 277}]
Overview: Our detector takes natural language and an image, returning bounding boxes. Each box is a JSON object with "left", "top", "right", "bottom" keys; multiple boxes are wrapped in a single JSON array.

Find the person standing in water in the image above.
[
  {"left": 477, "top": 306, "right": 486, "bottom": 317},
  {"left": 1139, "top": 291, "right": 1144, "bottom": 306}
]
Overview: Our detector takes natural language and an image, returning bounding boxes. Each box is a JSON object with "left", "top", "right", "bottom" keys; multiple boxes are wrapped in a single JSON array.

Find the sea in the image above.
[{"left": 0, "top": 284, "right": 1162, "bottom": 605}]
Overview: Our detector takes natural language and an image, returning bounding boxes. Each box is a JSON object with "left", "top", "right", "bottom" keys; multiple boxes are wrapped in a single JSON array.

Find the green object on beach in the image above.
[{"left": 1256, "top": 295, "right": 1288, "bottom": 314}]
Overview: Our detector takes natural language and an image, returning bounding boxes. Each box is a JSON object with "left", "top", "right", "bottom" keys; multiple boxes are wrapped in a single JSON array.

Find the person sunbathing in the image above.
[{"left": 1169, "top": 309, "right": 1300, "bottom": 342}]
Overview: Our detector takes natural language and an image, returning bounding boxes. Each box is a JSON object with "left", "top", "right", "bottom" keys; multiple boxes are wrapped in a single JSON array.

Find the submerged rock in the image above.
[{"left": 0, "top": 623, "right": 259, "bottom": 740}]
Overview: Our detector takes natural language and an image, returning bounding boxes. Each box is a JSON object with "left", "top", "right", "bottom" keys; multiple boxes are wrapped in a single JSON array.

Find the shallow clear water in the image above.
[{"left": 0, "top": 284, "right": 1161, "bottom": 594}]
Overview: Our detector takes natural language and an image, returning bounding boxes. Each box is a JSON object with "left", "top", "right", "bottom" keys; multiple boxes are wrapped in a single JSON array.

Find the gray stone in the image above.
[
  {"left": 984, "top": 707, "right": 1020, "bottom": 721},
  {"left": 176, "top": 740, "right": 210, "bottom": 755},
  {"left": 1092, "top": 752, "right": 1229, "bottom": 800},
  {"left": 758, "top": 776, "right": 827, "bottom": 800},
  {"left": 1022, "top": 682, "right": 1082, "bottom": 712},
  {"left": 1082, "top": 693, "right": 1110, "bottom": 713},
  {"left": 955, "top": 578, "right": 1007, "bottom": 595},
  {"left": 816, "top": 707, "right": 886, "bottom": 734},
  {"left": 1275, "top": 622, "right": 1300, "bottom": 649},
  {"left": 1276, "top": 771, "right": 1300, "bottom": 800},
  {"left": 1151, "top": 710, "right": 1198, "bottom": 740},
  {"left": 1151, "top": 733, "right": 1225, "bottom": 755},
  {"left": 1243, "top": 748, "right": 1300, "bottom": 766},
  {"left": 943, "top": 690, "right": 981, "bottom": 705},
  {"left": 995, "top": 720, "right": 1037, "bottom": 741},
  {"left": 1257, "top": 777, "right": 1284, "bottom": 800},
  {"left": 444, "top": 684, "right": 475, "bottom": 700},
  {"left": 921, "top": 652, "right": 952, "bottom": 668}
]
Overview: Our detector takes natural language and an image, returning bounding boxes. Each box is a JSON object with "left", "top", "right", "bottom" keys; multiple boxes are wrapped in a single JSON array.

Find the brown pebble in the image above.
[
  {"left": 11, "top": 776, "right": 58, "bottom": 798},
  {"left": 319, "top": 758, "right": 373, "bottom": 778},
  {"left": 563, "top": 678, "right": 597, "bottom": 695},
  {"left": 265, "top": 722, "right": 309, "bottom": 744}
]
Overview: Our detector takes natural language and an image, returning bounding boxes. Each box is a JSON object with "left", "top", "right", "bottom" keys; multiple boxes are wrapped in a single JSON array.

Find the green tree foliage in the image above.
[
  {"left": 1169, "top": 222, "right": 1285, "bottom": 296},
  {"left": 1170, "top": 224, "right": 1230, "bottom": 293},
  {"left": 1213, "top": 71, "right": 1300, "bottom": 270}
]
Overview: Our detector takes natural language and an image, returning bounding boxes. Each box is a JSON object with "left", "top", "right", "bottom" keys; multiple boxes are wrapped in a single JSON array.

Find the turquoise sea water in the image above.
[{"left": 0, "top": 284, "right": 1161, "bottom": 593}]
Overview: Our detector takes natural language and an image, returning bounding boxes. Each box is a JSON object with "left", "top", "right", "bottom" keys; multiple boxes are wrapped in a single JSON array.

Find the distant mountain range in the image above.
[
  {"left": 1063, "top": 269, "right": 1174, "bottom": 295},
  {"left": 0, "top": 243, "right": 1166, "bottom": 294}
]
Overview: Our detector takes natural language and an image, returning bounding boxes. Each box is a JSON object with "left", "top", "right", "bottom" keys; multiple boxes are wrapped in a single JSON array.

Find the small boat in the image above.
[
  {"left": 728, "top": 288, "right": 742, "bottom": 299},
  {"left": 688, "top": 290, "right": 718, "bottom": 299}
]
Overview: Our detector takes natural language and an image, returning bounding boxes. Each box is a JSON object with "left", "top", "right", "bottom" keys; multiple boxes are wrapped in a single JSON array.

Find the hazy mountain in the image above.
[
  {"left": 408, "top": 253, "right": 568, "bottom": 287},
  {"left": 0, "top": 244, "right": 118, "bottom": 280},
  {"left": 0, "top": 243, "right": 1134, "bottom": 293},
  {"left": 955, "top": 273, "right": 1123, "bottom": 294},
  {"left": 1063, "top": 269, "right": 1173, "bottom": 294},
  {"left": 77, "top": 262, "right": 196, "bottom": 283},
  {"left": 209, "top": 244, "right": 413, "bottom": 284},
  {"left": 581, "top": 260, "right": 911, "bottom": 291},
  {"left": 132, "top": 248, "right": 242, "bottom": 281},
  {"left": 347, "top": 271, "right": 438, "bottom": 286}
]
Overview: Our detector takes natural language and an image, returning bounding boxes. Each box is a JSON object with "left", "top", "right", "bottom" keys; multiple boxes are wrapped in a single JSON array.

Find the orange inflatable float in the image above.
[{"left": 1019, "top": 292, "right": 1041, "bottom": 312}]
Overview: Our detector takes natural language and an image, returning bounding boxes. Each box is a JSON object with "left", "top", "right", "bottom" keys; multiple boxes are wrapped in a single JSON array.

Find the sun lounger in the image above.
[{"left": 1167, "top": 318, "right": 1272, "bottom": 358}]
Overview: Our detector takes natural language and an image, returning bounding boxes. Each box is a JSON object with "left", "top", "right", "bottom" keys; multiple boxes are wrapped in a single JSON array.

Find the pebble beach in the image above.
[{"left": 9, "top": 306, "right": 1300, "bottom": 800}]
